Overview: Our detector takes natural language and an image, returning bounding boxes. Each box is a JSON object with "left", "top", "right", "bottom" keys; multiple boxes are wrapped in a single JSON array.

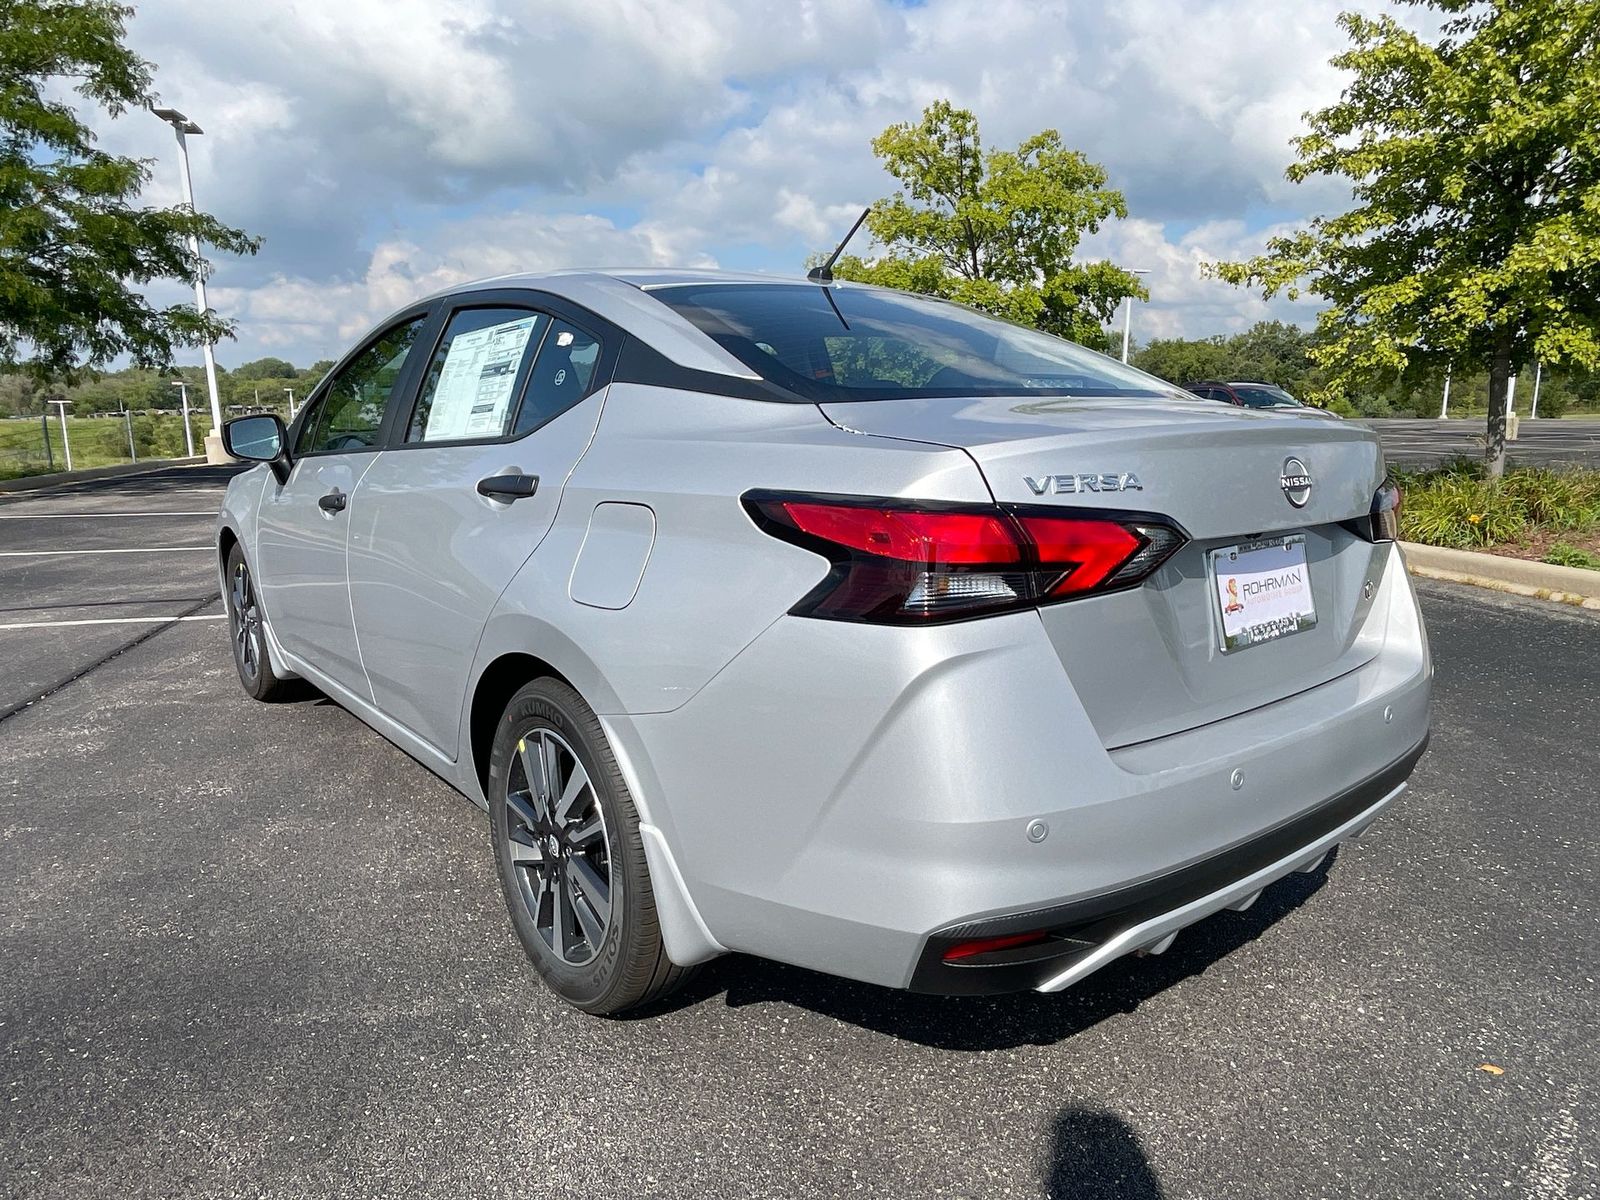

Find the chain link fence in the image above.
[{"left": 0, "top": 412, "right": 201, "bottom": 482}]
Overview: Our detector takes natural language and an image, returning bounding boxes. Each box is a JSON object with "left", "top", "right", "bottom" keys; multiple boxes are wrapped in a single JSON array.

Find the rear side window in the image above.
[
  {"left": 297, "top": 317, "right": 425, "bottom": 455},
  {"left": 511, "top": 321, "right": 603, "bottom": 436},
  {"left": 649, "top": 283, "right": 1186, "bottom": 403},
  {"left": 407, "top": 308, "right": 548, "bottom": 443}
]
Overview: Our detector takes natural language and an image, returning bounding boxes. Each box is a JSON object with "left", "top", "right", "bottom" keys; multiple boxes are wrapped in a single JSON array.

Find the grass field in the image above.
[{"left": 0, "top": 414, "right": 201, "bottom": 481}]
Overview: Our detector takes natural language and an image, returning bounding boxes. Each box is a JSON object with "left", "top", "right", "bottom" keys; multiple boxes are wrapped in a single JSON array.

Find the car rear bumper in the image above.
[
  {"left": 613, "top": 542, "right": 1431, "bottom": 991},
  {"left": 907, "top": 733, "right": 1426, "bottom": 994}
]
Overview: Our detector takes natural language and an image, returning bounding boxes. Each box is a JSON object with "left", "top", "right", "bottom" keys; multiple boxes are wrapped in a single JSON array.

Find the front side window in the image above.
[
  {"left": 297, "top": 317, "right": 425, "bottom": 455},
  {"left": 407, "top": 308, "right": 548, "bottom": 443},
  {"left": 649, "top": 283, "right": 1189, "bottom": 402}
]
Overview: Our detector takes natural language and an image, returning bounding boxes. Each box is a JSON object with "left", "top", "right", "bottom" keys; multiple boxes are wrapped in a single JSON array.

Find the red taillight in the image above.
[
  {"left": 744, "top": 492, "right": 1186, "bottom": 624},
  {"left": 1018, "top": 516, "right": 1142, "bottom": 596},
  {"left": 781, "top": 504, "right": 1017, "bottom": 565}
]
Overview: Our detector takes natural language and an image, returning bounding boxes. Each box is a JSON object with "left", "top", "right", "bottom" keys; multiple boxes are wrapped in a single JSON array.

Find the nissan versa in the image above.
[{"left": 215, "top": 270, "right": 1431, "bottom": 1014}]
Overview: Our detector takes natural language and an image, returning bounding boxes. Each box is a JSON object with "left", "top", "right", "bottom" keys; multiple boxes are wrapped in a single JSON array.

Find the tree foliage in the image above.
[
  {"left": 829, "top": 101, "right": 1146, "bottom": 349},
  {"left": 1133, "top": 321, "right": 1328, "bottom": 396},
  {"left": 0, "top": 0, "right": 259, "bottom": 379},
  {"left": 1212, "top": 0, "right": 1600, "bottom": 475}
]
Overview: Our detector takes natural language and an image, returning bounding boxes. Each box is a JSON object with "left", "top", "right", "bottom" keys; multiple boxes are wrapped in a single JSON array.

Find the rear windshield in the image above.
[
  {"left": 1231, "top": 385, "right": 1303, "bottom": 409},
  {"left": 649, "top": 283, "right": 1185, "bottom": 402}
]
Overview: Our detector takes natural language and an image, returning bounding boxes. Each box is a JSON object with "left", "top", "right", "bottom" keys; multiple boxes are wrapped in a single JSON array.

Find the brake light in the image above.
[{"left": 744, "top": 492, "right": 1187, "bottom": 624}]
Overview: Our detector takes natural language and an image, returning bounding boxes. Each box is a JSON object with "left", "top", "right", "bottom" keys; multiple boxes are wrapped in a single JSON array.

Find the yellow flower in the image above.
[{"left": 1468, "top": 513, "right": 1483, "bottom": 524}]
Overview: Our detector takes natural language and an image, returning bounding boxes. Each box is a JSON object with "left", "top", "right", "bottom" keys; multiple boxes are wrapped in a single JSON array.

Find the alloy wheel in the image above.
[
  {"left": 504, "top": 728, "right": 613, "bottom": 965},
  {"left": 229, "top": 560, "right": 262, "bottom": 682}
]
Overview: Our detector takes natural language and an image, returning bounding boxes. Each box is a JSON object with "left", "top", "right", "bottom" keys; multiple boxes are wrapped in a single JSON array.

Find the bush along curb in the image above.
[{"left": 1402, "top": 541, "right": 1600, "bottom": 610}]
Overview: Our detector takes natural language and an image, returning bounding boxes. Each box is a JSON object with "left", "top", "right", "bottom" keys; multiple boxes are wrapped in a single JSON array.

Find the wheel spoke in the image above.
[
  {"left": 506, "top": 833, "right": 543, "bottom": 866},
  {"left": 570, "top": 877, "right": 606, "bottom": 949},
  {"left": 549, "top": 874, "right": 568, "bottom": 959},
  {"left": 505, "top": 790, "right": 542, "bottom": 834},
  {"left": 567, "top": 813, "right": 604, "bottom": 849},
  {"left": 517, "top": 737, "right": 551, "bottom": 822},
  {"left": 567, "top": 855, "right": 611, "bottom": 926},
  {"left": 554, "top": 764, "right": 589, "bottom": 823}
]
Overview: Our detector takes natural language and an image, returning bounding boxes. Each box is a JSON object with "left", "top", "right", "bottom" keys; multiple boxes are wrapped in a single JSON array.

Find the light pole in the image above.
[
  {"left": 283, "top": 387, "right": 296, "bottom": 419},
  {"left": 151, "top": 106, "right": 228, "bottom": 463},
  {"left": 47, "top": 399, "right": 73, "bottom": 472},
  {"left": 1120, "top": 268, "right": 1151, "bottom": 364},
  {"left": 1439, "top": 366, "right": 1452, "bottom": 419},
  {"left": 1530, "top": 361, "right": 1542, "bottom": 419},
  {"left": 171, "top": 381, "right": 194, "bottom": 457}
]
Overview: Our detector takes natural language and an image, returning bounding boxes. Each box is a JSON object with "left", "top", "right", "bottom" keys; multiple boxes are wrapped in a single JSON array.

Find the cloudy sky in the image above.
[{"left": 99, "top": 0, "right": 1404, "bottom": 369}]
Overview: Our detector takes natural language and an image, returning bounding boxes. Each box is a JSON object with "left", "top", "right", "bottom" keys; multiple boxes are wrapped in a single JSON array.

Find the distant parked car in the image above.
[{"left": 1186, "top": 380, "right": 1342, "bottom": 418}]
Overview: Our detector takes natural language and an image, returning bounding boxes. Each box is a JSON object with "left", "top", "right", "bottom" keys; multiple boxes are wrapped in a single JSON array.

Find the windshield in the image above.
[
  {"left": 1230, "top": 385, "right": 1303, "bottom": 409},
  {"left": 649, "top": 283, "right": 1187, "bottom": 402}
]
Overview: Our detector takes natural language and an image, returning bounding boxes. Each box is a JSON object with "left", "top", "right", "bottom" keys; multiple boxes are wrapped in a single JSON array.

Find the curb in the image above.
[
  {"left": 1402, "top": 541, "right": 1600, "bottom": 610},
  {"left": 0, "top": 456, "right": 207, "bottom": 494}
]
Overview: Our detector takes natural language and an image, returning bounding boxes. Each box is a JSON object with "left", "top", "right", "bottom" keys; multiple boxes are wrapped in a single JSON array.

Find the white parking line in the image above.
[
  {"left": 0, "top": 511, "right": 215, "bottom": 520},
  {"left": 0, "top": 614, "right": 226, "bottom": 630},
  {"left": 0, "top": 547, "right": 211, "bottom": 557}
]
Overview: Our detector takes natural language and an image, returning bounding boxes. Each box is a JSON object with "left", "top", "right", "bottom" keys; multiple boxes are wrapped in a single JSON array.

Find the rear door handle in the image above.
[
  {"left": 318, "top": 490, "right": 347, "bottom": 513},
  {"left": 476, "top": 473, "right": 539, "bottom": 502}
]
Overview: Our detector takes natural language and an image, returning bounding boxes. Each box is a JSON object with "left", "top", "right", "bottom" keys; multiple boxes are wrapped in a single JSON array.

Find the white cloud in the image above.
[
  {"left": 207, "top": 211, "right": 711, "bottom": 354},
  {"left": 94, "top": 0, "right": 1417, "bottom": 364}
]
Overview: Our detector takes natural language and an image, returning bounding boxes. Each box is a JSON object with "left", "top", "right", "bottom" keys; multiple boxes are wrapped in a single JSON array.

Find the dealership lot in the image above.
[
  {"left": 2, "top": 468, "right": 1597, "bottom": 1199},
  {"left": 1369, "top": 416, "right": 1600, "bottom": 468},
  {"left": 0, "top": 465, "right": 243, "bottom": 717}
]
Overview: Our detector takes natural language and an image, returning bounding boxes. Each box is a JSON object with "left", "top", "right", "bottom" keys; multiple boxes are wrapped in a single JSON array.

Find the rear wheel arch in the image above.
[{"left": 469, "top": 653, "right": 573, "bottom": 800}]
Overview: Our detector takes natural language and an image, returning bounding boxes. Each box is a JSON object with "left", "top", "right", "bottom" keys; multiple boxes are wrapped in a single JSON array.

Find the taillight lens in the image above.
[
  {"left": 1371, "top": 477, "right": 1402, "bottom": 541},
  {"left": 744, "top": 492, "right": 1187, "bottom": 624}
]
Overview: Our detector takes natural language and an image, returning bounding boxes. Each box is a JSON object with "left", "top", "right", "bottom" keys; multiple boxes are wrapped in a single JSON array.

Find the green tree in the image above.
[
  {"left": 829, "top": 101, "right": 1146, "bottom": 348},
  {"left": 0, "top": 0, "right": 259, "bottom": 379},
  {"left": 233, "top": 355, "right": 297, "bottom": 380},
  {"left": 1211, "top": 0, "right": 1600, "bottom": 476}
]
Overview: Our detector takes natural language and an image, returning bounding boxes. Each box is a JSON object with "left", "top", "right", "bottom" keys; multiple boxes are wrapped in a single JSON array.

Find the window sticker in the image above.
[{"left": 423, "top": 315, "right": 541, "bottom": 441}]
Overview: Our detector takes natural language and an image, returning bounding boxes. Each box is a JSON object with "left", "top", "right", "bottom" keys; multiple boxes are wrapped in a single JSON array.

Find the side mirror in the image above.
[{"left": 222, "top": 414, "right": 290, "bottom": 481}]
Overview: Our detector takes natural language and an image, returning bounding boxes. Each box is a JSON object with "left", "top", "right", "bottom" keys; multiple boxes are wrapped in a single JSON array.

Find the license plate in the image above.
[{"left": 1210, "top": 534, "right": 1316, "bottom": 653}]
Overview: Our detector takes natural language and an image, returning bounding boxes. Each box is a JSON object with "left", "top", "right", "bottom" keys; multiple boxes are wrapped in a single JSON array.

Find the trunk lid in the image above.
[{"left": 820, "top": 395, "right": 1394, "bottom": 747}]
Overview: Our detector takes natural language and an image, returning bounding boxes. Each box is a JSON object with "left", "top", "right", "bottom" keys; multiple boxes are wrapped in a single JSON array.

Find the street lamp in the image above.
[
  {"left": 1121, "top": 268, "right": 1151, "bottom": 364},
  {"left": 171, "top": 380, "right": 194, "bottom": 457},
  {"left": 151, "top": 106, "right": 227, "bottom": 463},
  {"left": 47, "top": 399, "right": 73, "bottom": 472}
]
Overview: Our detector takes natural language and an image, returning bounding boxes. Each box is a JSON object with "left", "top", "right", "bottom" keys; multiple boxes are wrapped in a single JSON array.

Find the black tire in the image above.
[
  {"left": 224, "top": 543, "right": 294, "bottom": 702},
  {"left": 488, "top": 677, "right": 691, "bottom": 1014}
]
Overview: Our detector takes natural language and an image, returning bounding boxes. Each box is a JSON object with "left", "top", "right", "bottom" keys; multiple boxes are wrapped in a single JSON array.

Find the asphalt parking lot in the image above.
[
  {"left": 3, "top": 467, "right": 1598, "bottom": 1200},
  {"left": 1368, "top": 416, "right": 1600, "bottom": 468}
]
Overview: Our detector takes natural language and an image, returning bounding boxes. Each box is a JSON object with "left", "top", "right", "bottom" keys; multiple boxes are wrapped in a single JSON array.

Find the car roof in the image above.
[
  {"left": 404, "top": 268, "right": 826, "bottom": 381},
  {"left": 400, "top": 268, "right": 918, "bottom": 382}
]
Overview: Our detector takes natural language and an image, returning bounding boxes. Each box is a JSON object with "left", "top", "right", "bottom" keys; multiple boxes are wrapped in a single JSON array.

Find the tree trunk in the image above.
[{"left": 1485, "top": 327, "right": 1511, "bottom": 480}]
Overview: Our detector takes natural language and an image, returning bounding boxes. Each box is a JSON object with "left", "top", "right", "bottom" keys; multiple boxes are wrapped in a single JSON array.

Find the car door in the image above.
[
  {"left": 254, "top": 312, "right": 431, "bottom": 696},
  {"left": 345, "top": 295, "right": 615, "bottom": 756}
]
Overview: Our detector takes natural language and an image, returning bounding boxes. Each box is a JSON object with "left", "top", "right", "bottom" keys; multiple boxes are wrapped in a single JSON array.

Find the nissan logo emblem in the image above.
[{"left": 1281, "top": 457, "right": 1313, "bottom": 508}]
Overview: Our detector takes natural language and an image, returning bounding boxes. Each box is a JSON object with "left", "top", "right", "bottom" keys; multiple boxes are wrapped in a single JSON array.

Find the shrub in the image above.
[
  {"left": 1395, "top": 463, "right": 1600, "bottom": 549},
  {"left": 1400, "top": 474, "right": 1527, "bottom": 547},
  {"left": 1543, "top": 543, "right": 1600, "bottom": 570}
]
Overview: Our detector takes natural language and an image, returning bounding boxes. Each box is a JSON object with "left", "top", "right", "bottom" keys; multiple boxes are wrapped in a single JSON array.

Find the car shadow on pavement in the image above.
[
  {"left": 1046, "top": 1107, "right": 1166, "bottom": 1199},
  {"left": 636, "top": 856, "right": 1333, "bottom": 1052}
]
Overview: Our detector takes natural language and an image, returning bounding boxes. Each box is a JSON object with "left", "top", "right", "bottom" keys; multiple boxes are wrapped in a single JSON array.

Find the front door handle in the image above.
[
  {"left": 318, "top": 490, "right": 348, "bottom": 514},
  {"left": 476, "top": 473, "right": 539, "bottom": 502}
]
